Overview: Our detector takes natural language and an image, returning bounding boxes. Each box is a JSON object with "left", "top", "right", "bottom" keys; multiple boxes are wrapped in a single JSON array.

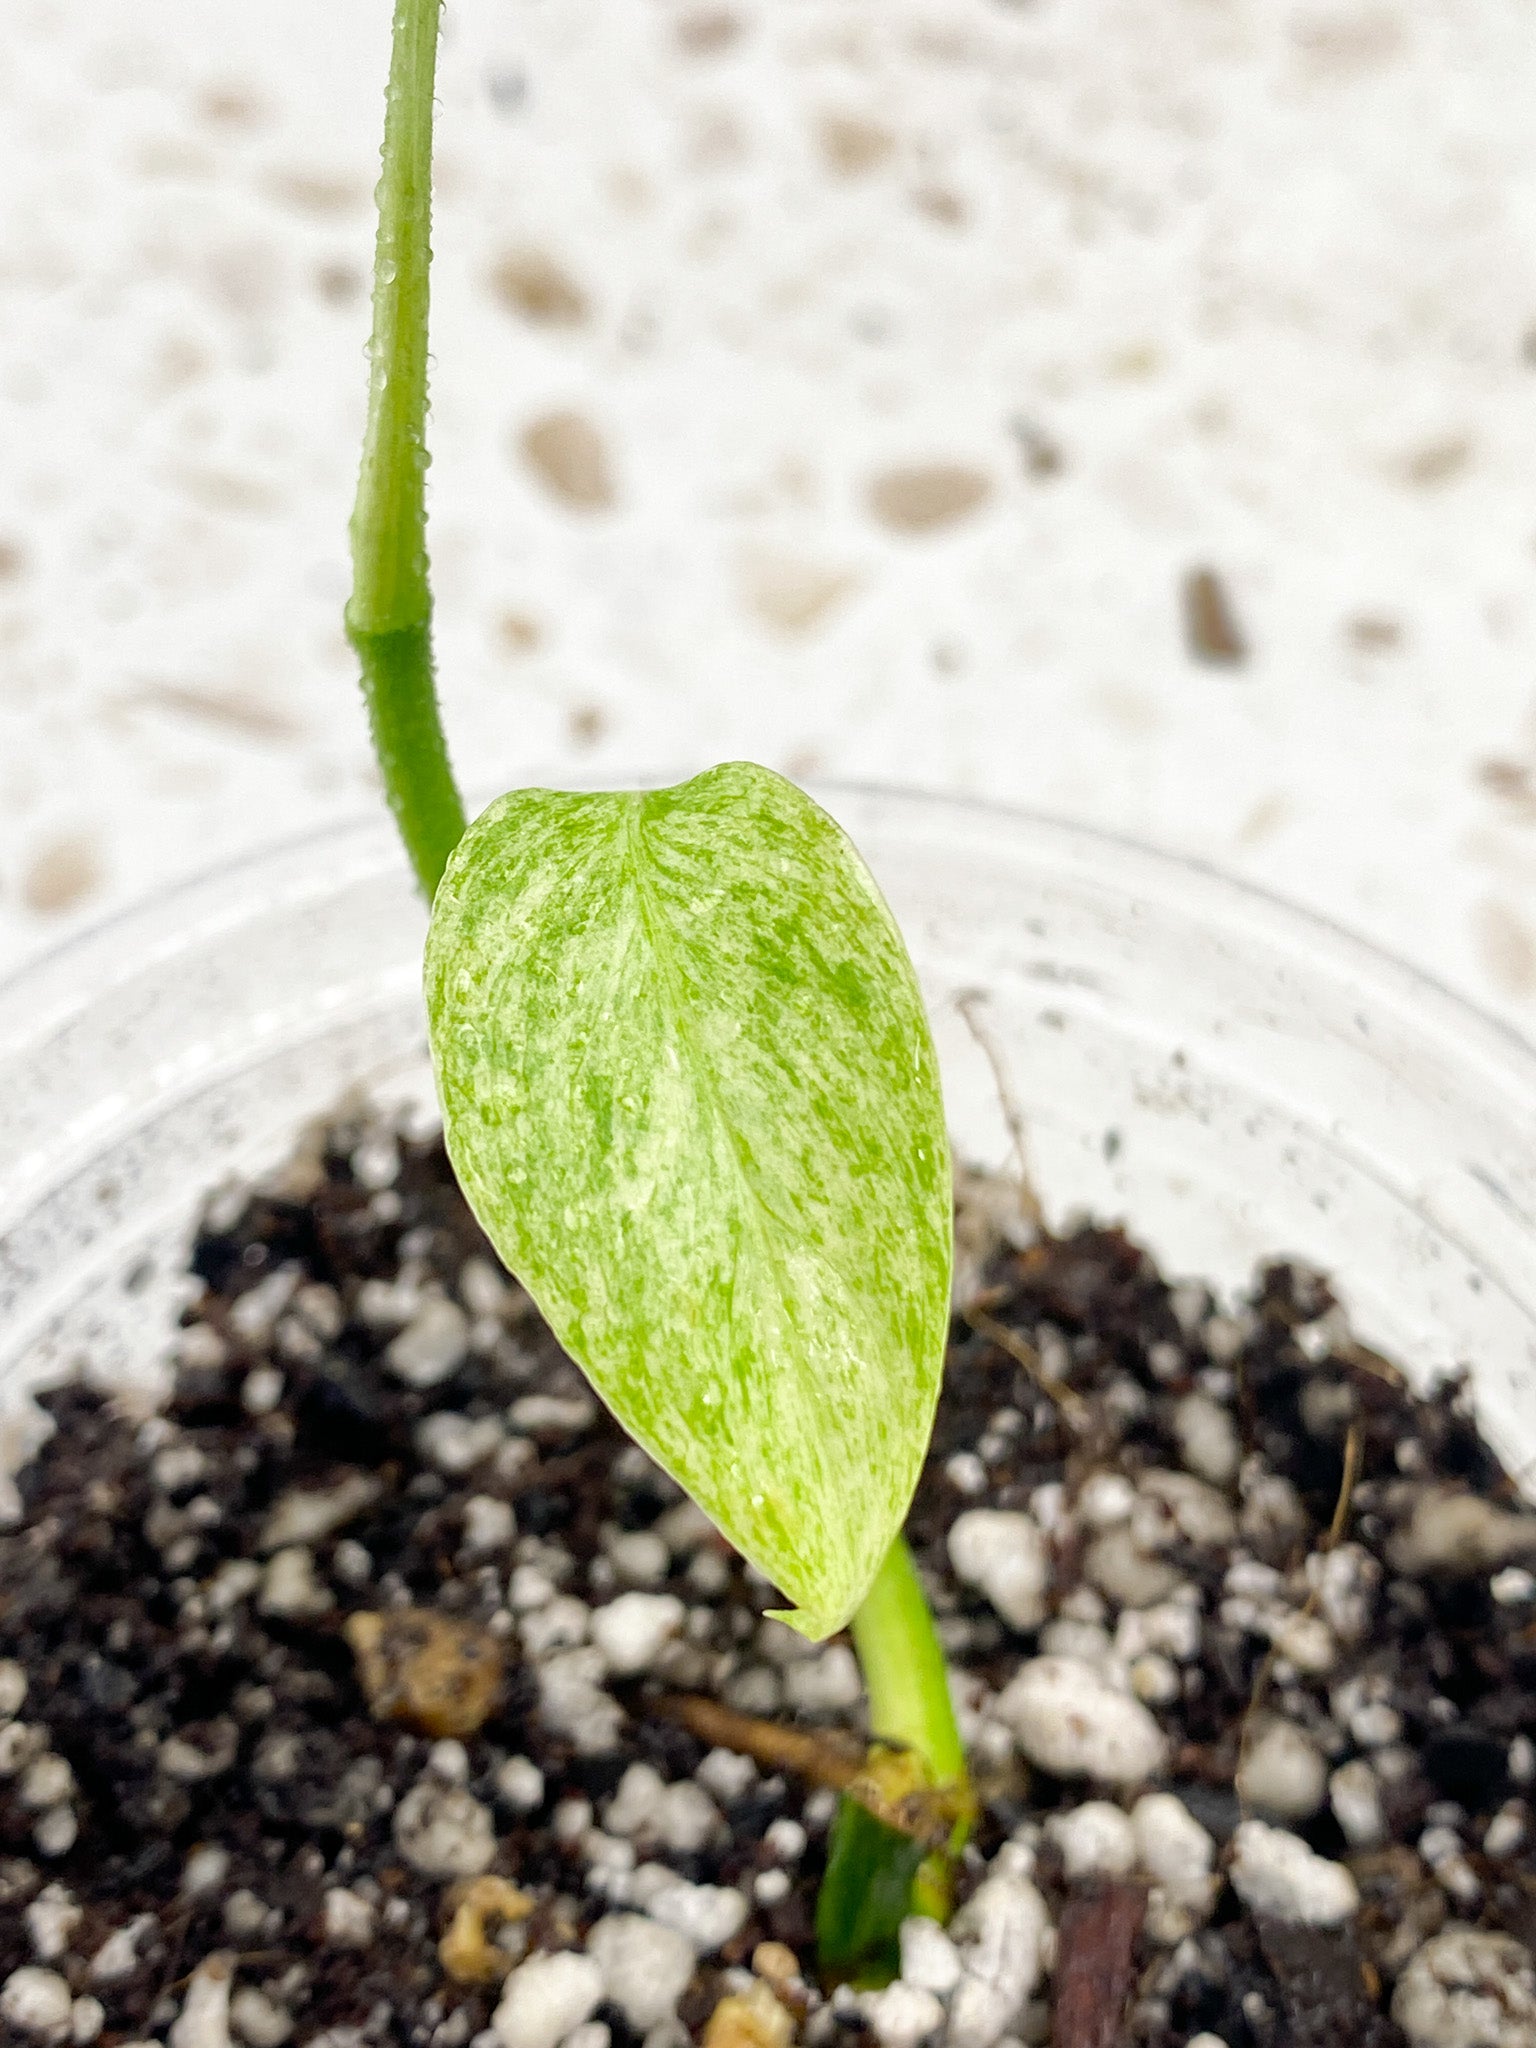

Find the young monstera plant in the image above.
[{"left": 346, "top": 0, "right": 971, "bottom": 1975}]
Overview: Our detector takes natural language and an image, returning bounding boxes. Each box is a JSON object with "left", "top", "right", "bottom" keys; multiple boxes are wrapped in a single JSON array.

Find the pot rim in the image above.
[{"left": 2, "top": 776, "right": 1533, "bottom": 1100}]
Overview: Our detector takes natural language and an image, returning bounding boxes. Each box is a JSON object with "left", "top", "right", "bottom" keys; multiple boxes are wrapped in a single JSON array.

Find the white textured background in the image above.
[{"left": 4, "top": 0, "right": 1536, "bottom": 1029}]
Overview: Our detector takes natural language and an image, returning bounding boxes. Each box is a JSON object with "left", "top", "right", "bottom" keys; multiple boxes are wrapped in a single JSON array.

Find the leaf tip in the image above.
[{"left": 764, "top": 1602, "right": 850, "bottom": 1646}]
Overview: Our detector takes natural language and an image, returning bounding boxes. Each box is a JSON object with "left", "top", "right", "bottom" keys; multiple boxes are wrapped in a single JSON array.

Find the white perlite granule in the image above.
[
  {"left": 1392, "top": 1926, "right": 1536, "bottom": 2048},
  {"left": 856, "top": 1983, "right": 946, "bottom": 2048},
  {"left": 946, "top": 1871, "right": 1050, "bottom": 2048},
  {"left": 946, "top": 1510, "right": 1049, "bottom": 1631},
  {"left": 1235, "top": 1718, "right": 1328, "bottom": 1821},
  {"left": 585, "top": 1914, "right": 695, "bottom": 2031},
  {"left": 1228, "top": 1821, "right": 1359, "bottom": 1927},
  {"left": 1, "top": 1969, "right": 74, "bottom": 2041},
  {"left": 491, "top": 1952, "right": 604, "bottom": 2048},
  {"left": 168, "top": 1956, "right": 233, "bottom": 2048},
  {"left": 391, "top": 1782, "right": 497, "bottom": 1878},
  {"left": 995, "top": 1657, "right": 1167, "bottom": 1784},
  {"left": 385, "top": 1298, "right": 470, "bottom": 1389},
  {"left": 898, "top": 1917, "right": 963, "bottom": 1997},
  {"left": 1044, "top": 1802, "right": 1136, "bottom": 1882},
  {"left": 589, "top": 1593, "right": 685, "bottom": 1676}
]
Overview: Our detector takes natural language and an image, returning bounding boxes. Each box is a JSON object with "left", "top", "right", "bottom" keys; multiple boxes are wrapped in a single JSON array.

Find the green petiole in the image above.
[
  {"left": 346, "top": 0, "right": 464, "bottom": 897},
  {"left": 852, "top": 1535, "right": 969, "bottom": 1795}
]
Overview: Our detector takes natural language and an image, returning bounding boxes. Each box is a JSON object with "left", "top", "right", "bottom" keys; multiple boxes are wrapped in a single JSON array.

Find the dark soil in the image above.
[{"left": 2, "top": 1108, "right": 1535, "bottom": 2048}]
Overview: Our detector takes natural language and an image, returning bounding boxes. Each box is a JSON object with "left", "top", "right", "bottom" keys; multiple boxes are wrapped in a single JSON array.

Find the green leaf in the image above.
[
  {"left": 423, "top": 762, "right": 952, "bottom": 1638},
  {"left": 815, "top": 1795, "right": 928, "bottom": 1985}
]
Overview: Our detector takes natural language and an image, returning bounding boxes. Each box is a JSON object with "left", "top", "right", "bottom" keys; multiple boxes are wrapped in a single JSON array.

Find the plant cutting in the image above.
[
  {"left": 346, "top": 0, "right": 969, "bottom": 1975},
  {"left": 7, "top": 8, "right": 1536, "bottom": 2048}
]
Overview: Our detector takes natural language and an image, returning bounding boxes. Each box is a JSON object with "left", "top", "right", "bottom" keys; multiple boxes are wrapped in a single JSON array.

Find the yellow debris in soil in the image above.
[
  {"left": 438, "top": 1876, "right": 535, "bottom": 1985},
  {"left": 344, "top": 1607, "right": 504, "bottom": 1738},
  {"left": 750, "top": 1942, "right": 800, "bottom": 1987},
  {"left": 702, "top": 1980, "right": 796, "bottom": 2048}
]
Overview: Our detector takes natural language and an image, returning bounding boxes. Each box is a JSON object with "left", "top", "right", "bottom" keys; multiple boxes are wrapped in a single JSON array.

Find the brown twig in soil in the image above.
[
  {"left": 658, "top": 1696, "right": 962, "bottom": 1849},
  {"left": 661, "top": 1694, "right": 867, "bottom": 1789},
  {"left": 1050, "top": 1883, "right": 1149, "bottom": 2048},
  {"left": 955, "top": 989, "right": 1047, "bottom": 1233},
  {"left": 962, "top": 1307, "right": 1089, "bottom": 1428}
]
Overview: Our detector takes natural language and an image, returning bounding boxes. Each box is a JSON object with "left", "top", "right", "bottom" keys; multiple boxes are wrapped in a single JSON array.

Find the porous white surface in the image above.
[
  {"left": 856, "top": 1983, "right": 946, "bottom": 2048},
  {"left": 585, "top": 1914, "right": 695, "bottom": 2033},
  {"left": 897, "top": 1917, "right": 963, "bottom": 1998},
  {"left": 1329, "top": 1758, "right": 1386, "bottom": 1848},
  {"left": 947, "top": 1510, "right": 1049, "bottom": 1631},
  {"left": 0, "top": 1661, "right": 28, "bottom": 1717},
  {"left": 167, "top": 1958, "right": 233, "bottom": 2048},
  {"left": 1392, "top": 1926, "right": 1536, "bottom": 2048},
  {"left": 604, "top": 1763, "right": 668, "bottom": 1838},
  {"left": 1130, "top": 1791, "right": 1216, "bottom": 1913},
  {"left": 461, "top": 1493, "right": 517, "bottom": 1555},
  {"left": 1228, "top": 1818, "right": 1359, "bottom": 1927},
  {"left": 1392, "top": 1489, "right": 1536, "bottom": 1577},
  {"left": 656, "top": 1781, "right": 721, "bottom": 1854},
  {"left": 1171, "top": 1395, "right": 1240, "bottom": 1489},
  {"left": 994, "top": 1654, "right": 1167, "bottom": 1783},
  {"left": 390, "top": 1779, "right": 498, "bottom": 1878},
  {"left": 782, "top": 1643, "right": 863, "bottom": 1713},
  {"left": 385, "top": 1300, "right": 470, "bottom": 1391},
  {"left": 2, "top": 0, "right": 1535, "bottom": 1060},
  {"left": 589, "top": 1591, "right": 686, "bottom": 1675},
  {"left": 87, "top": 1920, "right": 155, "bottom": 1987},
  {"left": 496, "top": 1755, "right": 546, "bottom": 1813},
  {"left": 25, "top": 1889, "right": 80, "bottom": 1964},
  {"left": 70, "top": 1996, "right": 105, "bottom": 2046},
  {"left": 1044, "top": 1800, "right": 1137, "bottom": 1881},
  {"left": 492, "top": 1952, "right": 605, "bottom": 2048},
  {"left": 1, "top": 1969, "right": 74, "bottom": 2042},
  {"left": 607, "top": 1530, "right": 669, "bottom": 1587},
  {"left": 636, "top": 1873, "right": 750, "bottom": 1953},
  {"left": 320, "top": 1888, "right": 376, "bottom": 1949},
  {"left": 946, "top": 1872, "right": 1050, "bottom": 2048},
  {"left": 228, "top": 1988, "right": 292, "bottom": 2048},
  {"left": 256, "top": 1546, "right": 333, "bottom": 1620},
  {"left": 1235, "top": 1717, "right": 1328, "bottom": 1820}
]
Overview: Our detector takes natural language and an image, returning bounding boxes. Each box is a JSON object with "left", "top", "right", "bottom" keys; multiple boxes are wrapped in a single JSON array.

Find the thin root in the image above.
[
  {"left": 963, "top": 1307, "right": 1089, "bottom": 1428},
  {"left": 956, "top": 989, "right": 1046, "bottom": 1233},
  {"left": 1324, "top": 1421, "right": 1363, "bottom": 1552},
  {"left": 1237, "top": 1421, "right": 1363, "bottom": 1797}
]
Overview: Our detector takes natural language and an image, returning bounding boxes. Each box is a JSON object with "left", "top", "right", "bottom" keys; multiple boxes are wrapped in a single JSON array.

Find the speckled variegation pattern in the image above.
[{"left": 425, "top": 762, "right": 952, "bottom": 1639}]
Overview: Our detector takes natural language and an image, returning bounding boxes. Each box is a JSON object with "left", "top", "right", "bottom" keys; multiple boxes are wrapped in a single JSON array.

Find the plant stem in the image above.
[
  {"left": 852, "top": 1535, "right": 972, "bottom": 1919},
  {"left": 347, "top": 7, "right": 971, "bottom": 1944},
  {"left": 852, "top": 1536, "right": 967, "bottom": 1789},
  {"left": 346, "top": 0, "right": 465, "bottom": 898},
  {"left": 817, "top": 1538, "right": 972, "bottom": 1975}
]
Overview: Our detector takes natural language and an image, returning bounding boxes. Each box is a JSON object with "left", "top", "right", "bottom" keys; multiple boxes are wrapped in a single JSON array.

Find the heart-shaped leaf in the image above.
[{"left": 424, "top": 763, "right": 952, "bottom": 1638}]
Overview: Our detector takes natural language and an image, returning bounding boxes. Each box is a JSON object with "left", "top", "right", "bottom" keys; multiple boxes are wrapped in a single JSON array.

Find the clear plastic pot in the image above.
[{"left": 1, "top": 788, "right": 1534, "bottom": 1499}]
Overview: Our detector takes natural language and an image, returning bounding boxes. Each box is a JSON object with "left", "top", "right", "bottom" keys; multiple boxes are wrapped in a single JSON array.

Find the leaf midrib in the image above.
[{"left": 623, "top": 795, "right": 822, "bottom": 1538}]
